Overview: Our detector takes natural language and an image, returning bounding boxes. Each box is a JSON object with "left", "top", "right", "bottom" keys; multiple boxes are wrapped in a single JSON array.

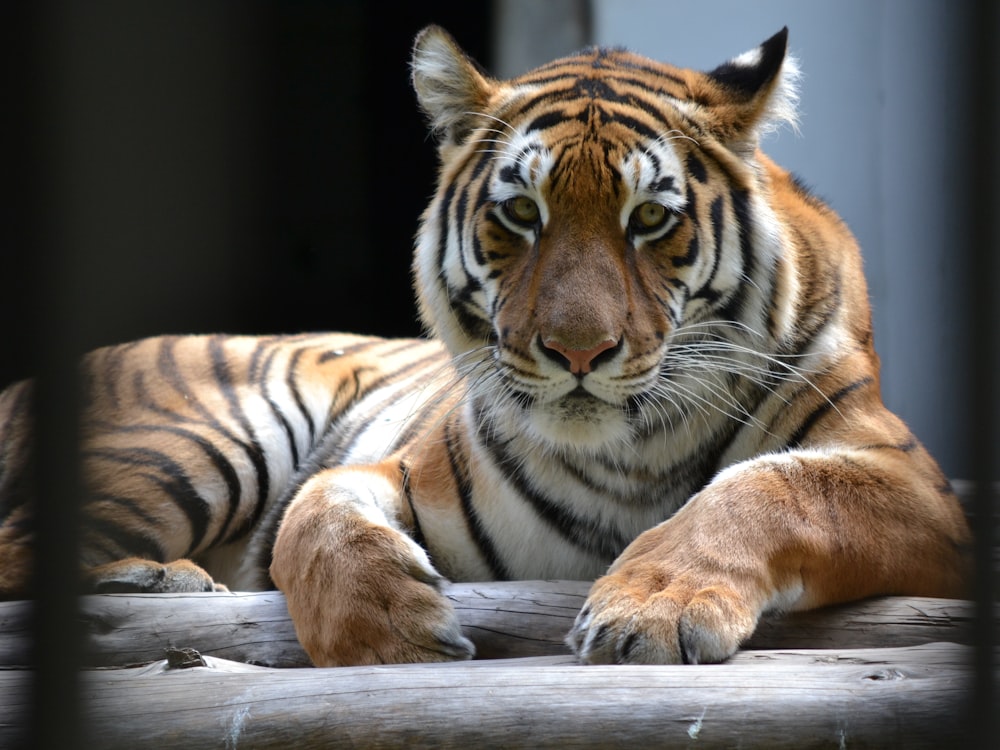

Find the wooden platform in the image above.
[{"left": 0, "top": 581, "right": 994, "bottom": 748}]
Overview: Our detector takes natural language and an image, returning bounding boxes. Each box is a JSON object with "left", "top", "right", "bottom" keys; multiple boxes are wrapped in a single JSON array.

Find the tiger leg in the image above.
[
  {"left": 0, "top": 513, "right": 227, "bottom": 597},
  {"left": 270, "top": 463, "right": 475, "bottom": 667},
  {"left": 86, "top": 557, "right": 228, "bottom": 594},
  {"left": 568, "top": 450, "right": 971, "bottom": 665}
]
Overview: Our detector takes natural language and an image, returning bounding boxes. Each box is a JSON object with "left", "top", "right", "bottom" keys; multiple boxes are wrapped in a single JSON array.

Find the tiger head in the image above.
[{"left": 411, "top": 27, "right": 805, "bottom": 451}]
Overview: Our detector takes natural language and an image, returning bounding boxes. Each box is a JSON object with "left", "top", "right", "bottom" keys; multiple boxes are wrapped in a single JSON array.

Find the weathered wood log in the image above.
[
  {"left": 0, "top": 643, "right": 978, "bottom": 749},
  {"left": 0, "top": 581, "right": 985, "bottom": 668}
]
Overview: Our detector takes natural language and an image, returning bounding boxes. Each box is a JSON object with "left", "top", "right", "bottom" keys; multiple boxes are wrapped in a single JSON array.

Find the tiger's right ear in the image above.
[{"left": 411, "top": 25, "right": 495, "bottom": 146}]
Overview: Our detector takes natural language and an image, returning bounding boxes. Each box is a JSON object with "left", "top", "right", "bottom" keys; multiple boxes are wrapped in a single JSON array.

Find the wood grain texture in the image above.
[
  {"left": 0, "top": 643, "right": 976, "bottom": 749},
  {"left": 0, "top": 581, "right": 991, "bottom": 748},
  {"left": 0, "top": 582, "right": 982, "bottom": 668}
]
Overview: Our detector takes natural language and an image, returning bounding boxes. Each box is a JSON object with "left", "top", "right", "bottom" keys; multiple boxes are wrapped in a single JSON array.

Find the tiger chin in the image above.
[{"left": 0, "top": 26, "right": 971, "bottom": 668}]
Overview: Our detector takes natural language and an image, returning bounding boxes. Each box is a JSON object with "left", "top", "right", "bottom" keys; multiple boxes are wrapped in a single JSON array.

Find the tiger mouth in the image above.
[
  {"left": 563, "top": 384, "right": 598, "bottom": 400},
  {"left": 551, "top": 385, "right": 620, "bottom": 416}
]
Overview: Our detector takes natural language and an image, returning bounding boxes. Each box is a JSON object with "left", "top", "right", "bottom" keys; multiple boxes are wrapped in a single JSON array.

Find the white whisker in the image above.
[{"left": 648, "top": 317, "right": 842, "bottom": 435}]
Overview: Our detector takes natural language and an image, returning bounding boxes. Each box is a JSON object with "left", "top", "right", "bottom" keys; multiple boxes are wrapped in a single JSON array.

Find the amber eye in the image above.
[
  {"left": 502, "top": 196, "right": 541, "bottom": 227},
  {"left": 630, "top": 202, "right": 669, "bottom": 234}
]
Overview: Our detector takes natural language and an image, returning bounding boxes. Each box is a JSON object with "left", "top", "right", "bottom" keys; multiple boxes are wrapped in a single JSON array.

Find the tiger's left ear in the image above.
[
  {"left": 411, "top": 25, "right": 495, "bottom": 147},
  {"left": 693, "top": 27, "right": 800, "bottom": 153}
]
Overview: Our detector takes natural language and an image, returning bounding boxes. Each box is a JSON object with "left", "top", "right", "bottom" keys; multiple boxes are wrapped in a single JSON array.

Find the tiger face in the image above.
[{"left": 412, "top": 27, "right": 800, "bottom": 451}]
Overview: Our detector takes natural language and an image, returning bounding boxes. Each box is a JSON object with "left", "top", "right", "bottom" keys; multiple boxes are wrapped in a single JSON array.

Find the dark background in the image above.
[{"left": 4, "top": 2, "right": 494, "bottom": 389}]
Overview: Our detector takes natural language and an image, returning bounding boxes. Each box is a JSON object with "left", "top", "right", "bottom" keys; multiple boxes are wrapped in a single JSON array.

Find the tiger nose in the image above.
[{"left": 541, "top": 338, "right": 619, "bottom": 375}]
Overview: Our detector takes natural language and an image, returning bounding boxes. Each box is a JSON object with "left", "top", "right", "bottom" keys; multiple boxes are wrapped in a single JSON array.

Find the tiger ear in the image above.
[
  {"left": 694, "top": 27, "right": 800, "bottom": 152},
  {"left": 411, "top": 25, "right": 495, "bottom": 146}
]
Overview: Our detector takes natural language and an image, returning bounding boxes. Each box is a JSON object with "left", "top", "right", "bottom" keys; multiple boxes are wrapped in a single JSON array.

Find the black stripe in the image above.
[
  {"left": 611, "top": 96, "right": 684, "bottom": 136},
  {"left": 732, "top": 187, "right": 755, "bottom": 278},
  {"left": 100, "top": 420, "right": 245, "bottom": 548},
  {"left": 521, "top": 60, "right": 686, "bottom": 93},
  {"left": 554, "top": 453, "right": 656, "bottom": 507},
  {"left": 715, "top": 188, "right": 754, "bottom": 320},
  {"left": 509, "top": 86, "right": 575, "bottom": 117},
  {"left": 309, "top": 347, "right": 447, "bottom": 469},
  {"left": 151, "top": 337, "right": 275, "bottom": 539},
  {"left": 650, "top": 176, "right": 676, "bottom": 194},
  {"left": 434, "top": 181, "right": 458, "bottom": 274},
  {"left": 776, "top": 264, "right": 843, "bottom": 358},
  {"left": 130, "top": 362, "right": 254, "bottom": 544},
  {"left": 690, "top": 190, "right": 723, "bottom": 305},
  {"left": 470, "top": 179, "right": 495, "bottom": 268},
  {"left": 82, "top": 515, "right": 169, "bottom": 565},
  {"left": 260, "top": 344, "right": 301, "bottom": 470},
  {"left": 84, "top": 446, "right": 211, "bottom": 554},
  {"left": 245, "top": 335, "right": 271, "bottom": 381},
  {"left": 82, "top": 493, "right": 169, "bottom": 563},
  {"left": 604, "top": 60, "right": 687, "bottom": 88},
  {"left": 443, "top": 180, "right": 490, "bottom": 339},
  {"left": 675, "top": 233, "right": 699, "bottom": 268},
  {"left": 88, "top": 491, "right": 161, "bottom": 525},
  {"left": 710, "top": 195, "right": 725, "bottom": 252},
  {"left": 315, "top": 338, "right": 384, "bottom": 364},
  {"left": 764, "top": 260, "right": 784, "bottom": 342},
  {"left": 572, "top": 76, "right": 626, "bottom": 104},
  {"left": 686, "top": 153, "right": 708, "bottom": 183},
  {"left": 400, "top": 461, "right": 427, "bottom": 551},
  {"left": 445, "top": 421, "right": 508, "bottom": 579},
  {"left": 155, "top": 337, "right": 224, "bottom": 425},
  {"left": 209, "top": 337, "right": 270, "bottom": 528},
  {"left": 546, "top": 145, "right": 577, "bottom": 189},
  {"left": 787, "top": 376, "right": 875, "bottom": 448},
  {"left": 285, "top": 347, "right": 316, "bottom": 445},
  {"left": 600, "top": 109, "right": 662, "bottom": 141},
  {"left": 498, "top": 163, "right": 527, "bottom": 187},
  {"left": 479, "top": 427, "right": 629, "bottom": 560},
  {"left": 526, "top": 109, "right": 571, "bottom": 134},
  {"left": 93, "top": 342, "right": 130, "bottom": 412}
]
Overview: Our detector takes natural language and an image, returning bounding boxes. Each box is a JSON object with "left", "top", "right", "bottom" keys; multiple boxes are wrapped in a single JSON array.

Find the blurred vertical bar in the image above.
[
  {"left": 22, "top": 3, "right": 270, "bottom": 748},
  {"left": 28, "top": 5, "right": 85, "bottom": 749},
  {"left": 969, "top": 0, "right": 998, "bottom": 747}
]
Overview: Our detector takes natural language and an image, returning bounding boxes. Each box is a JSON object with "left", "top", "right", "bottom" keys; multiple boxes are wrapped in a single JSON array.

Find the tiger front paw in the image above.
[
  {"left": 567, "top": 566, "right": 761, "bottom": 665},
  {"left": 271, "top": 507, "right": 475, "bottom": 667},
  {"left": 87, "top": 557, "right": 225, "bottom": 594}
]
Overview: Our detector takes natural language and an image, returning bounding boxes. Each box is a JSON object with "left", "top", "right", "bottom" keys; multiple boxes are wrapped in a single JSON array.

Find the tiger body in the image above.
[
  {"left": 0, "top": 26, "right": 970, "bottom": 666},
  {"left": 1, "top": 334, "right": 453, "bottom": 591}
]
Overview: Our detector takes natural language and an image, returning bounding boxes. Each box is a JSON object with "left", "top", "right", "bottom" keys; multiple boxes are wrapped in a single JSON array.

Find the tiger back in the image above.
[{"left": 0, "top": 26, "right": 970, "bottom": 667}]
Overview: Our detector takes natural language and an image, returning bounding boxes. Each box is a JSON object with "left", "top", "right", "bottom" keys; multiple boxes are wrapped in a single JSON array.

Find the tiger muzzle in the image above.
[{"left": 540, "top": 337, "right": 621, "bottom": 375}]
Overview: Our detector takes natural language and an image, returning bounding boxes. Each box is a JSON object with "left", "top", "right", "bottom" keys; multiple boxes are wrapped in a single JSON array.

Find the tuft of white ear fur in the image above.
[
  {"left": 759, "top": 52, "right": 801, "bottom": 139},
  {"left": 411, "top": 25, "right": 492, "bottom": 144}
]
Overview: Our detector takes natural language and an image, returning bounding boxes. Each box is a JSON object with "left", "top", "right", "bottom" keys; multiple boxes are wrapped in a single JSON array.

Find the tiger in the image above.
[{"left": 0, "top": 25, "right": 971, "bottom": 667}]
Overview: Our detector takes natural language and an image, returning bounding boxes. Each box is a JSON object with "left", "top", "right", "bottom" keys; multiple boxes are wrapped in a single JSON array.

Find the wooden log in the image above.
[
  {"left": 0, "top": 643, "right": 978, "bottom": 749},
  {"left": 0, "top": 582, "right": 985, "bottom": 668}
]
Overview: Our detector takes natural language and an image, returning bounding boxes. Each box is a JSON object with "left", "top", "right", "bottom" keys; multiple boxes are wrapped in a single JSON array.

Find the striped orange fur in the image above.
[{"left": 0, "top": 27, "right": 970, "bottom": 666}]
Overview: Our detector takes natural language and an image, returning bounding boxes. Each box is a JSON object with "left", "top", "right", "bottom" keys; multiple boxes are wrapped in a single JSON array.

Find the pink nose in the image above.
[{"left": 542, "top": 338, "right": 618, "bottom": 375}]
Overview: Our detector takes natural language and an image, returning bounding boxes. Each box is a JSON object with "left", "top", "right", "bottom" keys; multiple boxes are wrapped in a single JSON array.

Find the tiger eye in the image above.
[
  {"left": 504, "top": 196, "right": 540, "bottom": 226},
  {"left": 633, "top": 202, "right": 667, "bottom": 229}
]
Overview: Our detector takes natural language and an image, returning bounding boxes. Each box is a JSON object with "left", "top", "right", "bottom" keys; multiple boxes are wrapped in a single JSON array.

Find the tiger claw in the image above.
[{"left": 568, "top": 574, "right": 757, "bottom": 665}]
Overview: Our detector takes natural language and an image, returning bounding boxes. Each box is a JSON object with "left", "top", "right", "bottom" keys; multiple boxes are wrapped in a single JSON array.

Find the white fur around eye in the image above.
[{"left": 619, "top": 138, "right": 687, "bottom": 232}]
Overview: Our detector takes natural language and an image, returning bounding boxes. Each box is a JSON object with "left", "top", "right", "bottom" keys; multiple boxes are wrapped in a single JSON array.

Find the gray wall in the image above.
[{"left": 495, "top": 0, "right": 996, "bottom": 479}]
